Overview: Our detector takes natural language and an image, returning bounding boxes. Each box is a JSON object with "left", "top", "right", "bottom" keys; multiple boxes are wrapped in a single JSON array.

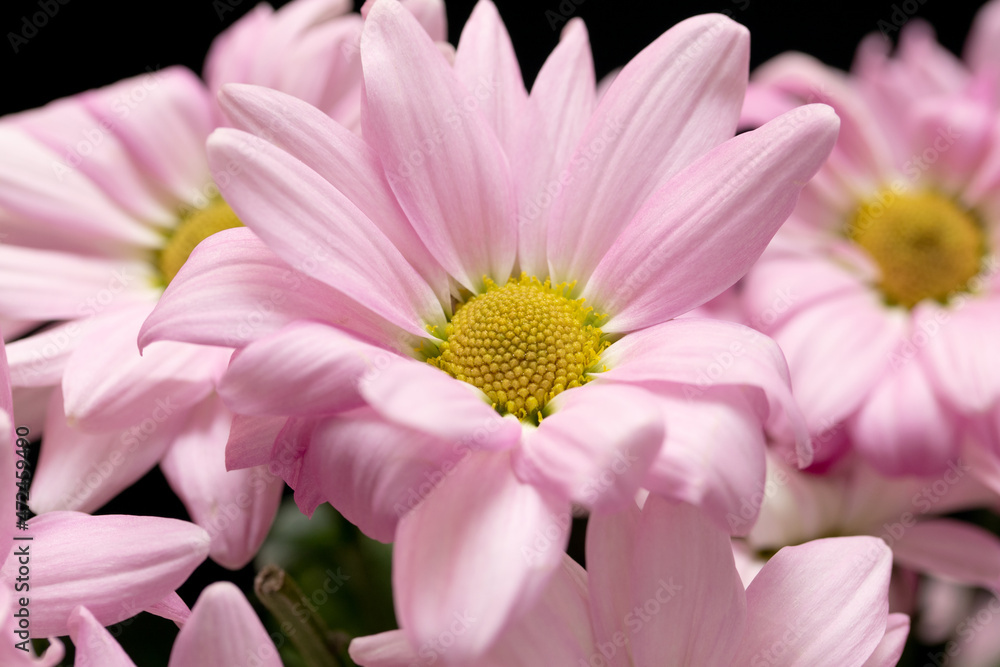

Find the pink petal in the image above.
[
  {"left": 891, "top": 519, "right": 1000, "bottom": 591},
  {"left": 966, "top": 0, "right": 1000, "bottom": 80},
  {"left": 216, "top": 84, "right": 449, "bottom": 303},
  {"left": 207, "top": 128, "right": 444, "bottom": 336},
  {"left": 203, "top": 4, "right": 273, "bottom": 110},
  {"left": 399, "top": 0, "right": 447, "bottom": 41},
  {"left": 11, "top": 386, "right": 52, "bottom": 439},
  {"left": 361, "top": 0, "right": 516, "bottom": 291},
  {"left": 910, "top": 97, "right": 995, "bottom": 194},
  {"left": 0, "top": 245, "right": 156, "bottom": 321},
  {"left": 358, "top": 358, "right": 522, "bottom": 451},
  {"left": 394, "top": 450, "right": 569, "bottom": 661},
  {"left": 6, "top": 320, "right": 96, "bottom": 387},
  {"left": 349, "top": 630, "right": 420, "bottom": 666},
  {"left": 584, "top": 503, "right": 640, "bottom": 667},
  {"left": 147, "top": 592, "right": 192, "bottom": 626},
  {"left": 922, "top": 296, "right": 1000, "bottom": 414},
  {"left": 585, "top": 104, "right": 839, "bottom": 330},
  {"left": 68, "top": 606, "right": 136, "bottom": 667},
  {"left": 601, "top": 318, "right": 811, "bottom": 467},
  {"left": 297, "top": 407, "right": 458, "bottom": 541},
  {"left": 160, "top": 396, "right": 283, "bottom": 570},
  {"left": 629, "top": 496, "right": 746, "bottom": 665},
  {"left": 860, "top": 613, "right": 909, "bottom": 667},
  {"left": 168, "top": 582, "right": 280, "bottom": 667},
  {"left": 641, "top": 384, "right": 767, "bottom": 536},
  {"left": 63, "top": 305, "right": 230, "bottom": 431},
  {"left": 0, "top": 585, "right": 63, "bottom": 665},
  {"left": 514, "top": 383, "right": 664, "bottom": 510},
  {"left": 770, "top": 289, "right": 906, "bottom": 437},
  {"left": 4, "top": 511, "right": 209, "bottom": 637},
  {"left": 139, "top": 228, "right": 411, "bottom": 352},
  {"left": 516, "top": 18, "right": 595, "bottom": 277},
  {"left": 84, "top": 66, "right": 214, "bottom": 207},
  {"left": 30, "top": 388, "right": 183, "bottom": 514},
  {"left": 453, "top": 0, "right": 527, "bottom": 156},
  {"left": 225, "top": 414, "right": 286, "bottom": 471},
  {"left": 734, "top": 536, "right": 892, "bottom": 666},
  {"left": 220, "top": 321, "right": 400, "bottom": 416},
  {"left": 851, "top": 356, "right": 959, "bottom": 476},
  {"left": 547, "top": 13, "right": 749, "bottom": 284}
]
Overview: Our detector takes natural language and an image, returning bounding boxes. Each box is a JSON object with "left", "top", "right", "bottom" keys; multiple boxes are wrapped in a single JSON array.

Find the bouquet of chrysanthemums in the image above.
[{"left": 2, "top": 0, "right": 1000, "bottom": 664}]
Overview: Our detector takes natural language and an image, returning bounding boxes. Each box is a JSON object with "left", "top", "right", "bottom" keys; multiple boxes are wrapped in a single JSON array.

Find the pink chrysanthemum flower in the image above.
[
  {"left": 142, "top": 0, "right": 837, "bottom": 657},
  {"left": 350, "top": 496, "right": 908, "bottom": 667},
  {"left": 738, "top": 3, "right": 1000, "bottom": 476},
  {"left": 0, "top": 0, "right": 444, "bottom": 569}
]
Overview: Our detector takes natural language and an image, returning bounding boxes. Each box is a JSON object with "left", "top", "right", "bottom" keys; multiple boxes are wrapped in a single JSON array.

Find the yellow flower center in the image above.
[
  {"left": 428, "top": 274, "right": 607, "bottom": 420},
  {"left": 155, "top": 198, "right": 243, "bottom": 286},
  {"left": 849, "top": 189, "right": 986, "bottom": 308}
]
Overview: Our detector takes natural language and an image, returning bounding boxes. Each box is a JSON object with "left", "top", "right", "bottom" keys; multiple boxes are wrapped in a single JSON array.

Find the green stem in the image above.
[{"left": 254, "top": 564, "right": 348, "bottom": 667}]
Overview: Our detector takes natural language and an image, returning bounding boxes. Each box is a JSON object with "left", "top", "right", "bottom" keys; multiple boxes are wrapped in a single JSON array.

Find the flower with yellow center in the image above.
[{"left": 156, "top": 199, "right": 243, "bottom": 286}]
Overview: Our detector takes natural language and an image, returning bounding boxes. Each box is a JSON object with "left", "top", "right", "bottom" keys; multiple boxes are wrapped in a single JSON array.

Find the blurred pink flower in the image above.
[
  {"left": 142, "top": 0, "right": 838, "bottom": 658},
  {"left": 738, "top": 3, "right": 1000, "bottom": 476},
  {"left": 350, "top": 495, "right": 907, "bottom": 667}
]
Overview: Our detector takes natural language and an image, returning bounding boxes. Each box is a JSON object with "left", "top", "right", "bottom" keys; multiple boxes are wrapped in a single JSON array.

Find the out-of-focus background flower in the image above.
[{"left": 0, "top": 0, "right": 995, "bottom": 665}]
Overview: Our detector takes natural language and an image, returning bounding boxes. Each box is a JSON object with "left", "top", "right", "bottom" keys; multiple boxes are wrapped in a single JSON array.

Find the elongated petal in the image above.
[
  {"left": 601, "top": 318, "right": 811, "bottom": 466},
  {"left": 64, "top": 305, "right": 230, "bottom": 431},
  {"left": 68, "top": 606, "right": 136, "bottom": 667},
  {"left": 547, "top": 13, "right": 749, "bottom": 284},
  {"left": 349, "top": 630, "right": 419, "bottom": 666},
  {"left": 359, "top": 359, "right": 522, "bottom": 451},
  {"left": 851, "top": 357, "right": 959, "bottom": 476},
  {"left": 6, "top": 319, "right": 97, "bottom": 387},
  {"left": 3, "top": 511, "right": 209, "bottom": 637},
  {"left": 207, "top": 128, "right": 443, "bottom": 335},
  {"left": 30, "top": 388, "right": 183, "bottom": 514},
  {"left": 514, "top": 383, "right": 663, "bottom": 510},
  {"left": 0, "top": 588, "right": 64, "bottom": 666},
  {"left": 139, "top": 228, "right": 411, "bottom": 353},
  {"left": 586, "top": 104, "right": 839, "bottom": 330},
  {"left": 629, "top": 496, "right": 746, "bottom": 665},
  {"left": 298, "top": 408, "right": 466, "bottom": 542},
  {"left": 641, "top": 384, "right": 767, "bottom": 536},
  {"left": 394, "top": 450, "right": 569, "bottom": 661},
  {"left": 361, "top": 0, "right": 516, "bottom": 290},
  {"left": 861, "top": 614, "right": 909, "bottom": 667},
  {"left": 168, "top": 582, "right": 280, "bottom": 667},
  {"left": 147, "top": 592, "right": 192, "bottom": 626},
  {"left": 220, "top": 321, "right": 400, "bottom": 416},
  {"left": 922, "top": 296, "right": 1000, "bottom": 414},
  {"left": 160, "top": 396, "right": 283, "bottom": 570},
  {"left": 734, "top": 536, "right": 892, "bottom": 667},
  {"left": 217, "top": 84, "right": 449, "bottom": 303},
  {"left": 891, "top": 519, "right": 1000, "bottom": 591},
  {"left": 225, "top": 414, "right": 286, "bottom": 471},
  {"left": 453, "top": 0, "right": 527, "bottom": 156}
]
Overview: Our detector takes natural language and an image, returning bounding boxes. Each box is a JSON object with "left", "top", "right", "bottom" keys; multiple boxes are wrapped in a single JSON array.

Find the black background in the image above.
[{"left": 0, "top": 0, "right": 990, "bottom": 117}]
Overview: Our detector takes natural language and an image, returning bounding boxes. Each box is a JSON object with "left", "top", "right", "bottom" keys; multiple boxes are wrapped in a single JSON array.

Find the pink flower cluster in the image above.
[{"left": 1, "top": 0, "right": 999, "bottom": 665}]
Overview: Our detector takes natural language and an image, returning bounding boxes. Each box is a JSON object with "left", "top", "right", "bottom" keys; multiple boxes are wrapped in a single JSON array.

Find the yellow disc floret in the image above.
[
  {"left": 849, "top": 189, "right": 986, "bottom": 308},
  {"left": 156, "top": 198, "right": 243, "bottom": 286},
  {"left": 428, "top": 274, "right": 607, "bottom": 420}
]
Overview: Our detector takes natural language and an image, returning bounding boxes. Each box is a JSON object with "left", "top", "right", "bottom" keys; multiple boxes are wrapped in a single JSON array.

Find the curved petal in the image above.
[
  {"left": 891, "top": 519, "right": 1000, "bottom": 591},
  {"left": 6, "top": 319, "right": 96, "bottom": 387},
  {"left": 394, "top": 450, "right": 569, "bottom": 661},
  {"left": 851, "top": 355, "right": 959, "bottom": 476},
  {"left": 585, "top": 104, "right": 839, "bottom": 330},
  {"left": 361, "top": 0, "right": 516, "bottom": 290},
  {"left": 601, "top": 318, "right": 811, "bottom": 467},
  {"left": 514, "top": 383, "right": 664, "bottom": 511},
  {"left": 641, "top": 384, "right": 767, "bottom": 536},
  {"left": 295, "top": 407, "right": 462, "bottom": 541},
  {"left": 217, "top": 84, "right": 449, "bottom": 304},
  {"left": 734, "top": 536, "right": 892, "bottom": 667},
  {"left": 30, "top": 388, "right": 184, "bottom": 514},
  {"left": 547, "top": 13, "right": 750, "bottom": 284},
  {"left": 4, "top": 511, "right": 209, "bottom": 638},
  {"left": 629, "top": 496, "right": 746, "bottom": 666},
  {"left": 63, "top": 305, "right": 230, "bottom": 431},
  {"left": 225, "top": 414, "right": 286, "bottom": 471},
  {"left": 139, "top": 228, "right": 413, "bottom": 353},
  {"left": 207, "top": 128, "right": 443, "bottom": 335},
  {"left": 358, "top": 358, "right": 522, "bottom": 451},
  {"left": 515, "top": 18, "right": 595, "bottom": 277},
  {"left": 160, "top": 395, "right": 283, "bottom": 570},
  {"left": 220, "top": 321, "right": 401, "bottom": 417},
  {"left": 453, "top": 0, "right": 527, "bottom": 156},
  {"left": 168, "top": 582, "right": 281, "bottom": 667},
  {"left": 68, "top": 606, "right": 136, "bottom": 667},
  {"left": 349, "top": 630, "right": 419, "bottom": 666},
  {"left": 861, "top": 613, "right": 909, "bottom": 667}
]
